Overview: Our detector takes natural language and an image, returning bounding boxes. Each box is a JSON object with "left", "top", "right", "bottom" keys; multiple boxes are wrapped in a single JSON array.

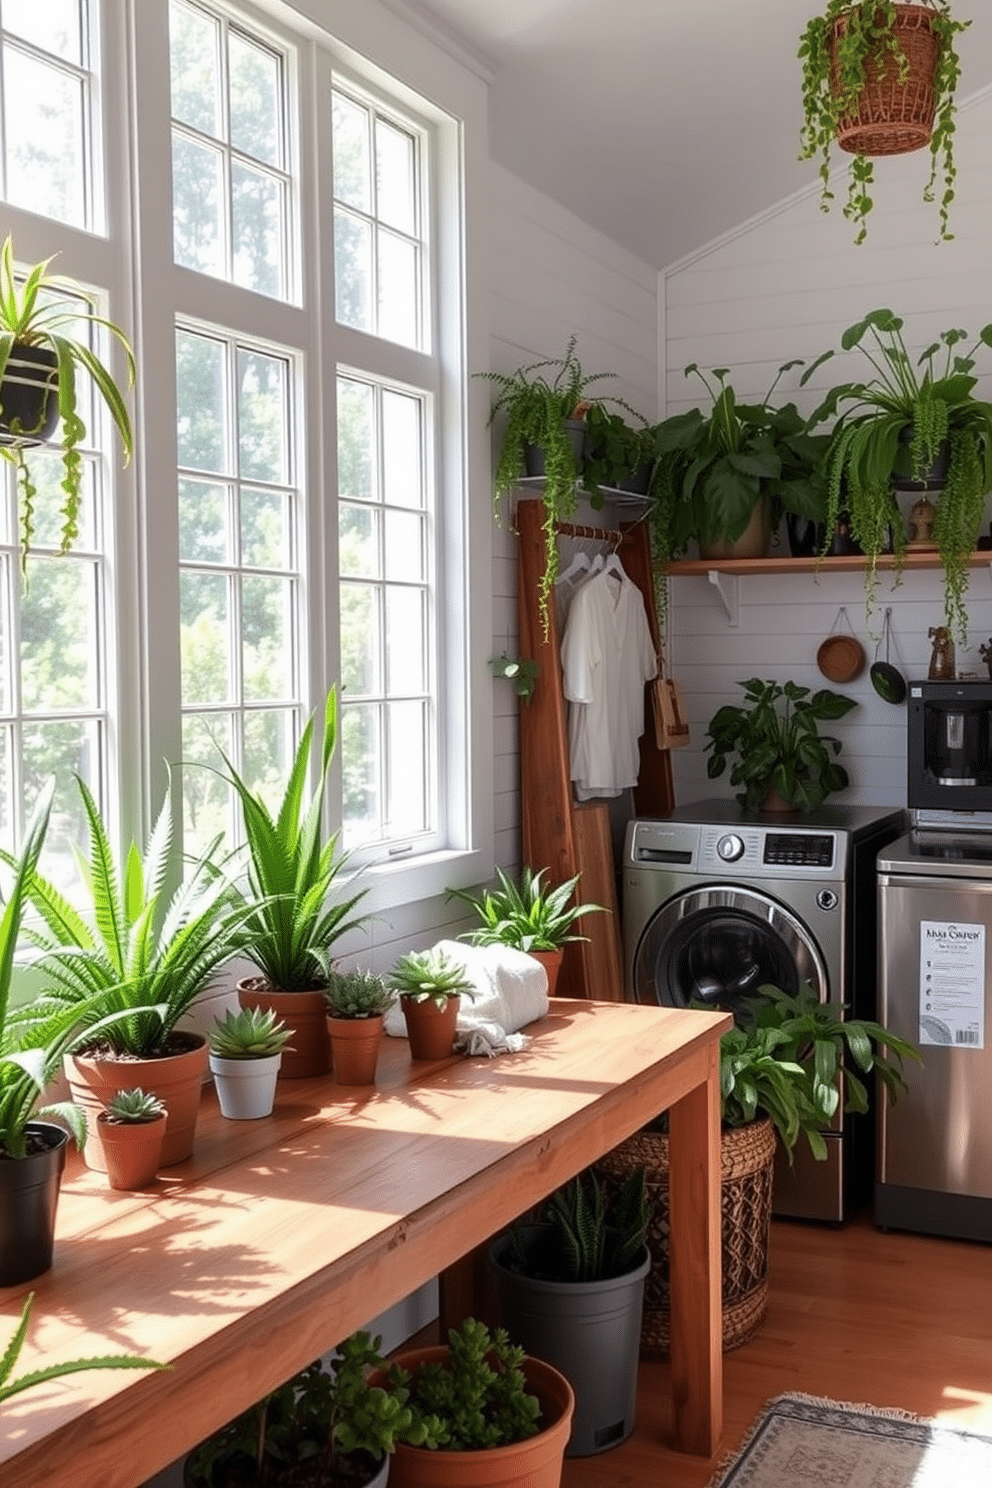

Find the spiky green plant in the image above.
[
  {"left": 18, "top": 775, "right": 257, "bottom": 1058},
  {"left": 508, "top": 1167, "right": 650, "bottom": 1284},
  {"left": 0, "top": 1292, "right": 167, "bottom": 1404},
  {"left": 101, "top": 1087, "right": 166, "bottom": 1124},
  {"left": 388, "top": 948, "right": 475, "bottom": 1007},
  {"left": 323, "top": 968, "right": 395, "bottom": 1019},
  {"left": 208, "top": 1006, "right": 293, "bottom": 1059},
  {"left": 447, "top": 866, "right": 606, "bottom": 953},
  {"left": 206, "top": 688, "right": 369, "bottom": 992}
]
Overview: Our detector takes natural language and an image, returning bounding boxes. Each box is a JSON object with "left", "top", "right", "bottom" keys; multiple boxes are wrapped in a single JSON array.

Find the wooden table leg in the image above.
[{"left": 667, "top": 1044, "right": 723, "bottom": 1456}]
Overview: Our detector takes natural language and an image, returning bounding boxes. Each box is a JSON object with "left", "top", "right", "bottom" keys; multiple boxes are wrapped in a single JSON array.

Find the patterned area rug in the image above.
[{"left": 708, "top": 1392, "right": 992, "bottom": 1487}]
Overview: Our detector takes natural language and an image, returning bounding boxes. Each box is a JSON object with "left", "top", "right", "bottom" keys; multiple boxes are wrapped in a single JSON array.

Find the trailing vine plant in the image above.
[{"left": 798, "top": 1, "right": 970, "bottom": 244}]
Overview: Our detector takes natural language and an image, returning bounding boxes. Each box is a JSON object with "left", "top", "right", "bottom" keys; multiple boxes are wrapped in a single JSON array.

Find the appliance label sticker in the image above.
[{"left": 919, "top": 921, "right": 985, "bottom": 1048}]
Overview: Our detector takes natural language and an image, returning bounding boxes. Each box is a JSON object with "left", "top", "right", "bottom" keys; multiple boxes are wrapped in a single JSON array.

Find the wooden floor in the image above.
[{"left": 562, "top": 1209, "right": 992, "bottom": 1487}]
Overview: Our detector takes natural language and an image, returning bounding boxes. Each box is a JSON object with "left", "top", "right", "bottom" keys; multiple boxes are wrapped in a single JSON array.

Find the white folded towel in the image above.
[{"left": 383, "top": 939, "right": 550, "bottom": 1056}]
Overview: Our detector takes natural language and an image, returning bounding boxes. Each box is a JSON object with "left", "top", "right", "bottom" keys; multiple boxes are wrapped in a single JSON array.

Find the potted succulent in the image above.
[
  {"left": 0, "top": 783, "right": 99, "bottom": 1285},
  {"left": 208, "top": 1007, "right": 293, "bottom": 1120},
  {"left": 704, "top": 677, "right": 858, "bottom": 815},
  {"left": 22, "top": 775, "right": 257, "bottom": 1169},
  {"left": 185, "top": 1329, "right": 418, "bottom": 1488},
  {"left": 212, "top": 688, "right": 370, "bottom": 1080},
  {"left": 373, "top": 1317, "right": 574, "bottom": 1488},
  {"left": 447, "top": 866, "right": 606, "bottom": 997},
  {"left": 0, "top": 233, "right": 135, "bottom": 565},
  {"left": 488, "top": 1167, "right": 651, "bottom": 1457},
  {"left": 598, "top": 983, "right": 919, "bottom": 1354},
  {"left": 323, "top": 969, "right": 396, "bottom": 1087},
  {"left": 97, "top": 1087, "right": 168, "bottom": 1191},
  {"left": 797, "top": 2, "right": 969, "bottom": 244},
  {"left": 387, "top": 948, "right": 475, "bottom": 1061},
  {"left": 803, "top": 308, "right": 992, "bottom": 641},
  {"left": 1, "top": 1291, "right": 166, "bottom": 1404}
]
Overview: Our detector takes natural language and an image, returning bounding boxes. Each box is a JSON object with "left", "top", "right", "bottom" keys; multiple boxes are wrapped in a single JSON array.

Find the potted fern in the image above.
[
  {"left": 208, "top": 1007, "right": 293, "bottom": 1120},
  {"left": 797, "top": 2, "right": 969, "bottom": 243}
]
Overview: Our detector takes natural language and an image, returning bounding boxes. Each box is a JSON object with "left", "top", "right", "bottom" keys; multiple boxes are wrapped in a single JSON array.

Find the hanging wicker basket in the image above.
[
  {"left": 830, "top": 4, "right": 940, "bottom": 157},
  {"left": 596, "top": 1117, "right": 776, "bottom": 1356}
]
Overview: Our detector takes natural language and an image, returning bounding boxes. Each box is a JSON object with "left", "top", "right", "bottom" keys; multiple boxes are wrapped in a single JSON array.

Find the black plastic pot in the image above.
[
  {"left": 785, "top": 514, "right": 825, "bottom": 558},
  {"left": 0, "top": 1121, "right": 69, "bottom": 1284},
  {"left": 523, "top": 417, "right": 586, "bottom": 477},
  {"left": 891, "top": 427, "right": 950, "bottom": 492},
  {"left": 0, "top": 344, "right": 60, "bottom": 446}
]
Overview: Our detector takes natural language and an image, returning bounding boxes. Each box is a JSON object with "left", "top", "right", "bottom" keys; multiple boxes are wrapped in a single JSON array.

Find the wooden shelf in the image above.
[{"left": 666, "top": 550, "right": 992, "bottom": 578}]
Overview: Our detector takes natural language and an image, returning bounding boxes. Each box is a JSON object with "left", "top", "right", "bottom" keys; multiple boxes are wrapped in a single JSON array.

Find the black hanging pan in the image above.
[{"left": 870, "top": 608, "right": 907, "bottom": 705}]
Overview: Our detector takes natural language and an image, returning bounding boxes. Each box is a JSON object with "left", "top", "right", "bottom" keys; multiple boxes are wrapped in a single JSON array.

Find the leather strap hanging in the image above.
[{"left": 651, "top": 645, "right": 690, "bottom": 751}]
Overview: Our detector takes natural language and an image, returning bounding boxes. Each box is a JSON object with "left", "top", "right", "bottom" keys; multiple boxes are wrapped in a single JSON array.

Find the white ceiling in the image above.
[{"left": 392, "top": 0, "right": 992, "bottom": 268}]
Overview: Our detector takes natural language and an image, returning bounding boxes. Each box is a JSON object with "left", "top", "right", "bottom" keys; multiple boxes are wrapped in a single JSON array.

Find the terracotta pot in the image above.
[
  {"left": 373, "top": 1348, "right": 574, "bottom": 1488},
  {"left": 327, "top": 1014, "right": 384, "bottom": 1085},
  {"left": 400, "top": 995, "right": 460, "bottom": 1060},
  {"left": 760, "top": 784, "right": 799, "bottom": 815},
  {"left": 527, "top": 949, "right": 564, "bottom": 998},
  {"left": 64, "top": 1035, "right": 208, "bottom": 1170},
  {"left": 237, "top": 978, "right": 330, "bottom": 1079},
  {"left": 97, "top": 1112, "right": 167, "bottom": 1190},
  {"left": 0, "top": 1122, "right": 68, "bottom": 1285}
]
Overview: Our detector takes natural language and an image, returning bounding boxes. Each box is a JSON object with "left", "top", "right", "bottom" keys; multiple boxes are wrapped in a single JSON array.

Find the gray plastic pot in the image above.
[{"left": 488, "top": 1225, "right": 650, "bottom": 1457}]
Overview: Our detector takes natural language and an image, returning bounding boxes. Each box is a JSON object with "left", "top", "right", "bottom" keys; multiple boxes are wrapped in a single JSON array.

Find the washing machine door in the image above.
[{"left": 631, "top": 884, "right": 829, "bottom": 1022}]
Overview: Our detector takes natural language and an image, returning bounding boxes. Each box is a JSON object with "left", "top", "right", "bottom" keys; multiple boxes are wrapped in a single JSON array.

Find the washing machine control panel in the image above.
[{"left": 763, "top": 832, "right": 835, "bottom": 868}]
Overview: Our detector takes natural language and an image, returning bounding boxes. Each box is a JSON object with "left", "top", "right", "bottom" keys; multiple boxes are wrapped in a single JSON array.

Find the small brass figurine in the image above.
[{"left": 928, "top": 626, "right": 955, "bottom": 681}]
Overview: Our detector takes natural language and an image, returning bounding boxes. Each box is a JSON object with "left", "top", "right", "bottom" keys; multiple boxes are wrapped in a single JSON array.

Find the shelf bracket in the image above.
[{"left": 707, "top": 569, "right": 740, "bottom": 626}]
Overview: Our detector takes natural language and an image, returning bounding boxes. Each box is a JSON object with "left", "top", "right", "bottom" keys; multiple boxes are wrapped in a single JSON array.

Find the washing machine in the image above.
[{"left": 623, "top": 798, "right": 906, "bottom": 1222}]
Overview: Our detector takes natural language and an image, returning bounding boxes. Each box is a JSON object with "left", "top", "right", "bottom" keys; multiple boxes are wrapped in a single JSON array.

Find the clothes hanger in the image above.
[{"left": 555, "top": 550, "right": 592, "bottom": 587}]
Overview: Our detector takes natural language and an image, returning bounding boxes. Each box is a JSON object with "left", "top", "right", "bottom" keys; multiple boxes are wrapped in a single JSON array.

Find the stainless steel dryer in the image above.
[{"left": 623, "top": 798, "right": 906, "bottom": 1222}]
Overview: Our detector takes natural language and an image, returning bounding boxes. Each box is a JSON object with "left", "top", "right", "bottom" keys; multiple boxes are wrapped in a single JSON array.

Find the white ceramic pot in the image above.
[{"left": 209, "top": 1052, "right": 282, "bottom": 1120}]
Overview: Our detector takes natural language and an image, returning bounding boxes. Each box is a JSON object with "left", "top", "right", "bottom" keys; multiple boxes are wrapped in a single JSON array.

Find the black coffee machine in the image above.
[{"left": 907, "top": 679, "right": 992, "bottom": 818}]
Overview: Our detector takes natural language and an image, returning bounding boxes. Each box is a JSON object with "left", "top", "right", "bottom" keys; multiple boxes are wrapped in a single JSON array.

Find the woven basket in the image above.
[
  {"left": 596, "top": 1117, "right": 776, "bottom": 1356},
  {"left": 830, "top": 4, "right": 940, "bottom": 157}
]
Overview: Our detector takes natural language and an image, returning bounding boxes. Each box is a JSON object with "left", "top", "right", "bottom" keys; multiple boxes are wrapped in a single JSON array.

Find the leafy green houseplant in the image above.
[
  {"left": 797, "top": 1, "right": 969, "bottom": 243},
  {"left": 705, "top": 678, "right": 858, "bottom": 814},
  {"left": 805, "top": 308, "right": 992, "bottom": 641},
  {"left": 186, "top": 1330, "right": 417, "bottom": 1488},
  {"left": 0, "top": 234, "right": 135, "bottom": 564},
  {"left": 580, "top": 403, "right": 654, "bottom": 496},
  {"left": 1, "top": 1292, "right": 166, "bottom": 1405}
]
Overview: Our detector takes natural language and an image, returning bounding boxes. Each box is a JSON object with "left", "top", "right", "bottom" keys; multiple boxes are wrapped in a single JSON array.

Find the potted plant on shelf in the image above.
[
  {"left": 447, "top": 866, "right": 606, "bottom": 997},
  {"left": 803, "top": 308, "right": 992, "bottom": 641},
  {"left": 97, "top": 1087, "right": 168, "bottom": 1191},
  {"left": 323, "top": 969, "right": 396, "bottom": 1087},
  {"left": 374, "top": 1317, "right": 574, "bottom": 1488},
  {"left": 388, "top": 948, "right": 475, "bottom": 1060},
  {"left": 704, "top": 677, "right": 858, "bottom": 815},
  {"left": 488, "top": 1167, "right": 651, "bottom": 1458},
  {"left": 22, "top": 775, "right": 256, "bottom": 1169},
  {"left": 598, "top": 982, "right": 919, "bottom": 1354},
  {"left": 580, "top": 404, "right": 655, "bottom": 498},
  {"left": 0, "top": 233, "right": 135, "bottom": 565},
  {"left": 208, "top": 1007, "right": 293, "bottom": 1120},
  {"left": 185, "top": 1330, "right": 417, "bottom": 1488},
  {"left": 212, "top": 688, "right": 370, "bottom": 1080},
  {"left": 797, "top": 2, "right": 969, "bottom": 244},
  {"left": 1, "top": 1292, "right": 167, "bottom": 1404}
]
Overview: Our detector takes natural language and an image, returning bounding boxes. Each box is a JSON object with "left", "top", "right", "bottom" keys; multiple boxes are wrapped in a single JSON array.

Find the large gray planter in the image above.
[{"left": 488, "top": 1225, "right": 649, "bottom": 1457}]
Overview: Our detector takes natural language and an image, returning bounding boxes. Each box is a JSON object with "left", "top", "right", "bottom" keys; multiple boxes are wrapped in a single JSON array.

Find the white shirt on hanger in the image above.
[{"left": 560, "top": 560, "right": 657, "bottom": 800}]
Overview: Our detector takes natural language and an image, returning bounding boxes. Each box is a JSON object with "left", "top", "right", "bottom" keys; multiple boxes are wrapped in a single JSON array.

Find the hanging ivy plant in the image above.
[{"left": 797, "top": 1, "right": 970, "bottom": 243}]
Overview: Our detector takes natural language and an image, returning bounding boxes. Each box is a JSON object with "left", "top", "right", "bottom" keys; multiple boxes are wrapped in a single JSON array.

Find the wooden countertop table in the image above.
[{"left": 0, "top": 998, "right": 730, "bottom": 1487}]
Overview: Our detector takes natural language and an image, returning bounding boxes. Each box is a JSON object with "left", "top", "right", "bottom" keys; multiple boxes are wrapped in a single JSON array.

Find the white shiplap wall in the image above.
[
  {"left": 663, "top": 87, "right": 992, "bottom": 812},
  {"left": 487, "top": 163, "right": 661, "bottom": 870}
]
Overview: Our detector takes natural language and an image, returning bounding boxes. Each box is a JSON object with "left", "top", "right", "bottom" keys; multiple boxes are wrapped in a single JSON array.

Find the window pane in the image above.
[
  {"left": 181, "top": 710, "right": 233, "bottom": 860},
  {"left": 341, "top": 581, "right": 379, "bottom": 695},
  {"left": 243, "top": 708, "right": 294, "bottom": 818},
  {"left": 3, "top": 0, "right": 81, "bottom": 63},
  {"left": 377, "top": 231, "right": 418, "bottom": 348},
  {"left": 381, "top": 390, "right": 422, "bottom": 509},
  {"left": 332, "top": 94, "right": 370, "bottom": 212},
  {"left": 229, "top": 32, "right": 280, "bottom": 165},
  {"left": 238, "top": 350, "right": 287, "bottom": 484},
  {"left": 241, "top": 487, "right": 289, "bottom": 570},
  {"left": 0, "top": 728, "right": 10, "bottom": 852},
  {"left": 4, "top": 50, "right": 84, "bottom": 227},
  {"left": 334, "top": 209, "right": 372, "bottom": 333},
  {"left": 22, "top": 718, "right": 101, "bottom": 889},
  {"left": 172, "top": 132, "right": 225, "bottom": 277},
  {"left": 385, "top": 588, "right": 425, "bottom": 694},
  {"left": 376, "top": 119, "right": 415, "bottom": 234},
  {"left": 337, "top": 379, "right": 374, "bottom": 499},
  {"left": 21, "top": 558, "right": 98, "bottom": 710},
  {"left": 242, "top": 574, "right": 291, "bottom": 702},
  {"left": 169, "top": 0, "right": 221, "bottom": 137},
  {"left": 23, "top": 450, "right": 96, "bottom": 552},
  {"left": 177, "top": 331, "right": 227, "bottom": 473},
  {"left": 232, "top": 162, "right": 283, "bottom": 297},
  {"left": 384, "top": 510, "right": 423, "bottom": 582},
  {"left": 339, "top": 504, "right": 377, "bottom": 579},
  {"left": 341, "top": 703, "right": 379, "bottom": 843},
  {"left": 179, "top": 479, "right": 230, "bottom": 563},
  {"left": 180, "top": 570, "right": 231, "bottom": 703},
  {"left": 387, "top": 699, "right": 427, "bottom": 836}
]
